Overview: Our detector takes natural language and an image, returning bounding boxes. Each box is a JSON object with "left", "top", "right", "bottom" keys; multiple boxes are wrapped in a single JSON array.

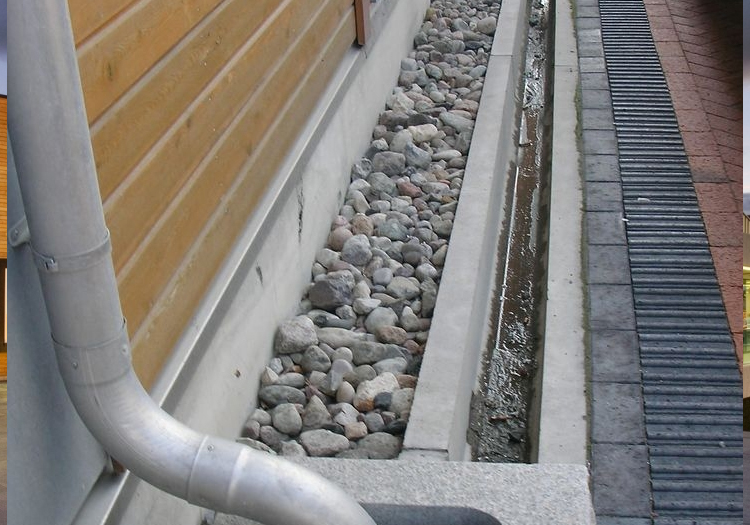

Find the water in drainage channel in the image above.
[{"left": 467, "top": 0, "right": 552, "bottom": 463}]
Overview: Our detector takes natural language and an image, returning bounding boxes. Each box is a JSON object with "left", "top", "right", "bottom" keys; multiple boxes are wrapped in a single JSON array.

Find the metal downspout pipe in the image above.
[{"left": 9, "top": 1, "right": 376, "bottom": 524}]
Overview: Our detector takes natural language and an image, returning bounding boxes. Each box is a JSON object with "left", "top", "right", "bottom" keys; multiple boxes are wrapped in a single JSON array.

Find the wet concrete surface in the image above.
[{"left": 468, "top": 0, "right": 551, "bottom": 463}]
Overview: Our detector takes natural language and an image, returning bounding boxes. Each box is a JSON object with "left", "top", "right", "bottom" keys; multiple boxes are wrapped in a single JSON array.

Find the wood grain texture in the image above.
[
  {"left": 102, "top": 0, "right": 323, "bottom": 272},
  {"left": 86, "top": 0, "right": 282, "bottom": 202},
  {"left": 69, "top": 0, "right": 138, "bottom": 45},
  {"left": 124, "top": 3, "right": 356, "bottom": 386},
  {"left": 77, "top": 0, "right": 224, "bottom": 122}
]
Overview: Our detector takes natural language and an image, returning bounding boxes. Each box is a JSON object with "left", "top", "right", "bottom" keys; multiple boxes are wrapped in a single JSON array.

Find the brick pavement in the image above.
[{"left": 643, "top": 0, "right": 743, "bottom": 364}]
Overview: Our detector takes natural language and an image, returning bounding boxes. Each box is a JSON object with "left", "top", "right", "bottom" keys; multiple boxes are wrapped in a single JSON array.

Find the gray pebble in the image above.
[
  {"left": 280, "top": 440, "right": 308, "bottom": 458},
  {"left": 272, "top": 403, "right": 303, "bottom": 436},
  {"left": 302, "top": 396, "right": 333, "bottom": 429},
  {"left": 274, "top": 316, "right": 318, "bottom": 355},
  {"left": 373, "top": 356, "right": 409, "bottom": 375},
  {"left": 300, "top": 346, "right": 332, "bottom": 374},
  {"left": 299, "top": 429, "right": 351, "bottom": 457},
  {"left": 259, "top": 385, "right": 307, "bottom": 408},
  {"left": 358, "top": 432, "right": 402, "bottom": 459},
  {"left": 341, "top": 234, "right": 373, "bottom": 266},
  {"left": 372, "top": 151, "right": 406, "bottom": 176}
]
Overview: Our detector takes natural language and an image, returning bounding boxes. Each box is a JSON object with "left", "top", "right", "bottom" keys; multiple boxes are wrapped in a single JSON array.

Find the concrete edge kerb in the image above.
[
  {"left": 401, "top": 0, "right": 529, "bottom": 460},
  {"left": 535, "top": 0, "right": 587, "bottom": 464},
  {"left": 215, "top": 460, "right": 596, "bottom": 525}
]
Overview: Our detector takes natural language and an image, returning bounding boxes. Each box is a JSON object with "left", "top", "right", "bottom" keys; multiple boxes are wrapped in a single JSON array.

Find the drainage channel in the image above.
[
  {"left": 599, "top": 0, "right": 743, "bottom": 520},
  {"left": 468, "top": 0, "right": 551, "bottom": 463}
]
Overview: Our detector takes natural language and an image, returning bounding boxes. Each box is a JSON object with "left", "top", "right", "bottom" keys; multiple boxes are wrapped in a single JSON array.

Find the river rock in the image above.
[
  {"left": 341, "top": 234, "right": 372, "bottom": 266},
  {"left": 275, "top": 316, "right": 318, "bottom": 355},
  {"left": 277, "top": 372, "right": 306, "bottom": 388},
  {"left": 374, "top": 325, "right": 409, "bottom": 345},
  {"left": 299, "top": 429, "right": 351, "bottom": 457},
  {"left": 368, "top": 171, "right": 398, "bottom": 196},
  {"left": 372, "top": 152, "right": 406, "bottom": 177},
  {"left": 272, "top": 403, "right": 302, "bottom": 436},
  {"left": 344, "top": 421, "right": 369, "bottom": 441},
  {"left": 332, "top": 403, "right": 361, "bottom": 426},
  {"left": 302, "top": 396, "right": 333, "bottom": 429},
  {"left": 390, "top": 387, "right": 415, "bottom": 417},
  {"left": 308, "top": 273, "right": 354, "bottom": 311},
  {"left": 351, "top": 341, "right": 401, "bottom": 365},
  {"left": 316, "top": 327, "right": 368, "bottom": 348},
  {"left": 404, "top": 142, "right": 432, "bottom": 169},
  {"left": 373, "top": 356, "right": 409, "bottom": 375},
  {"left": 476, "top": 16, "right": 497, "bottom": 35},
  {"left": 386, "top": 276, "right": 421, "bottom": 300},
  {"left": 259, "top": 385, "right": 307, "bottom": 407},
  {"left": 280, "top": 440, "right": 308, "bottom": 458},
  {"left": 358, "top": 432, "right": 401, "bottom": 459},
  {"left": 439, "top": 111, "right": 475, "bottom": 134},
  {"left": 300, "top": 345, "right": 332, "bottom": 373},
  {"left": 353, "top": 372, "right": 401, "bottom": 411},
  {"left": 364, "top": 307, "right": 399, "bottom": 333},
  {"left": 343, "top": 364, "right": 377, "bottom": 388}
]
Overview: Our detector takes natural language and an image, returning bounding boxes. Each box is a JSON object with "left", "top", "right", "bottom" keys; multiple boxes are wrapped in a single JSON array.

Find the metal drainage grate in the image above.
[{"left": 598, "top": 0, "right": 743, "bottom": 522}]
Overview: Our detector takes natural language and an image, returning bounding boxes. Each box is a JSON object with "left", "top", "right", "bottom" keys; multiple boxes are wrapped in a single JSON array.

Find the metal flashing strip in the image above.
[{"left": 598, "top": 0, "right": 743, "bottom": 521}]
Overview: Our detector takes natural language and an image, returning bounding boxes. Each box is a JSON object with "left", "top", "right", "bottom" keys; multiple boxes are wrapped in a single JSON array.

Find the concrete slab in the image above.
[
  {"left": 588, "top": 285, "right": 637, "bottom": 331},
  {"left": 214, "top": 459, "right": 596, "bottom": 525},
  {"left": 591, "top": 444, "right": 652, "bottom": 518},
  {"left": 586, "top": 211, "right": 627, "bottom": 245},
  {"left": 535, "top": 0, "right": 587, "bottom": 465},
  {"left": 591, "top": 382, "right": 646, "bottom": 444},
  {"left": 584, "top": 154, "right": 621, "bottom": 182},
  {"left": 587, "top": 244, "right": 631, "bottom": 284},
  {"left": 590, "top": 330, "right": 642, "bottom": 383},
  {"left": 585, "top": 181, "right": 624, "bottom": 211}
]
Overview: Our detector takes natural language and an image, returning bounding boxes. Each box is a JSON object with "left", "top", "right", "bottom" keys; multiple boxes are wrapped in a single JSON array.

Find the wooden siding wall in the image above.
[{"left": 70, "top": 0, "right": 357, "bottom": 388}]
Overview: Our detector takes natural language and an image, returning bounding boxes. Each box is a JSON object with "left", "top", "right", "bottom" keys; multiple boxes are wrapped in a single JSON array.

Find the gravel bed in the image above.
[{"left": 241, "top": 0, "right": 501, "bottom": 460}]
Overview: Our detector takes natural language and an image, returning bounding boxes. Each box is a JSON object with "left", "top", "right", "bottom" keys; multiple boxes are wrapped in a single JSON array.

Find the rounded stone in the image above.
[
  {"left": 341, "top": 234, "right": 373, "bottom": 266},
  {"left": 353, "top": 372, "right": 401, "bottom": 412},
  {"left": 328, "top": 226, "right": 353, "bottom": 251},
  {"left": 300, "top": 345, "right": 332, "bottom": 374},
  {"left": 336, "top": 381, "right": 356, "bottom": 404},
  {"left": 389, "top": 387, "right": 415, "bottom": 417},
  {"left": 373, "top": 356, "right": 409, "bottom": 375},
  {"left": 372, "top": 152, "right": 406, "bottom": 177},
  {"left": 272, "top": 403, "right": 303, "bottom": 436},
  {"left": 259, "top": 385, "right": 307, "bottom": 408},
  {"left": 299, "top": 429, "right": 351, "bottom": 457},
  {"left": 344, "top": 421, "right": 369, "bottom": 441},
  {"left": 358, "top": 432, "right": 402, "bottom": 459},
  {"left": 364, "top": 307, "right": 399, "bottom": 333},
  {"left": 386, "top": 276, "right": 421, "bottom": 300},
  {"left": 374, "top": 326, "right": 409, "bottom": 345},
  {"left": 274, "top": 316, "right": 318, "bottom": 355},
  {"left": 302, "top": 396, "right": 333, "bottom": 430}
]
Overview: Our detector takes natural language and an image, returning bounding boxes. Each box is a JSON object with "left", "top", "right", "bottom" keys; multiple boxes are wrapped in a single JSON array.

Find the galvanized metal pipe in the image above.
[{"left": 8, "top": 1, "right": 376, "bottom": 524}]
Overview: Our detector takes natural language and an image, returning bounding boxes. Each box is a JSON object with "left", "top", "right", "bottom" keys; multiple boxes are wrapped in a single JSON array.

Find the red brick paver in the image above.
[{"left": 644, "top": 0, "right": 742, "bottom": 364}]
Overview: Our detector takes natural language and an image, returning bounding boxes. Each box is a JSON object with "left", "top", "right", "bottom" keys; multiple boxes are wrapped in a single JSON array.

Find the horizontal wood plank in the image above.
[
  {"left": 90, "top": 0, "right": 283, "bottom": 201},
  {"left": 69, "top": 0, "right": 137, "bottom": 45},
  {"left": 102, "top": 0, "right": 324, "bottom": 272},
  {"left": 130, "top": 7, "right": 356, "bottom": 388},
  {"left": 119, "top": 0, "right": 354, "bottom": 343},
  {"left": 77, "top": 0, "right": 224, "bottom": 122}
]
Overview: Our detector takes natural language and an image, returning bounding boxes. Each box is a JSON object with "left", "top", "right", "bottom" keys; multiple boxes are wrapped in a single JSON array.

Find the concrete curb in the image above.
[
  {"left": 215, "top": 459, "right": 596, "bottom": 525},
  {"left": 535, "top": 0, "right": 588, "bottom": 464},
  {"left": 400, "top": 0, "right": 530, "bottom": 461}
]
